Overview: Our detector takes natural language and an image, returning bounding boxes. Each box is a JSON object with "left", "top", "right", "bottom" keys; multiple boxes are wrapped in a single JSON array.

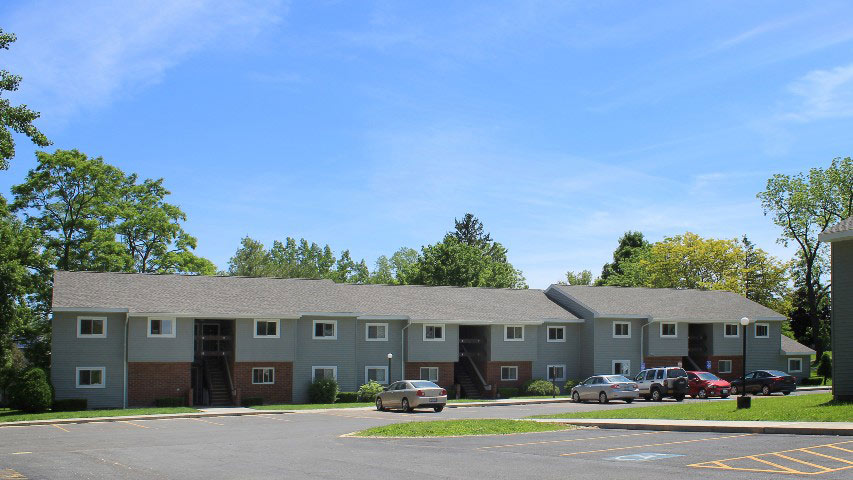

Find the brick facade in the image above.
[
  {"left": 405, "top": 362, "right": 454, "bottom": 388},
  {"left": 128, "top": 362, "right": 191, "bottom": 407},
  {"left": 233, "top": 362, "right": 293, "bottom": 405},
  {"left": 642, "top": 356, "right": 684, "bottom": 369},
  {"left": 485, "top": 361, "right": 532, "bottom": 397},
  {"left": 708, "top": 355, "right": 743, "bottom": 381}
]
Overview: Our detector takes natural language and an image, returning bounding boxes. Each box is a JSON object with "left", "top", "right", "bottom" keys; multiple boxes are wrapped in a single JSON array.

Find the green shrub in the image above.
[
  {"left": 563, "top": 380, "right": 578, "bottom": 391},
  {"left": 154, "top": 397, "right": 185, "bottom": 407},
  {"left": 817, "top": 353, "right": 832, "bottom": 382},
  {"left": 8, "top": 367, "right": 52, "bottom": 413},
  {"left": 52, "top": 398, "right": 88, "bottom": 412},
  {"left": 497, "top": 387, "right": 519, "bottom": 398},
  {"left": 800, "top": 377, "right": 824, "bottom": 386},
  {"left": 337, "top": 391, "right": 360, "bottom": 403},
  {"left": 308, "top": 378, "right": 339, "bottom": 403},
  {"left": 241, "top": 397, "right": 263, "bottom": 407},
  {"left": 356, "top": 381, "right": 385, "bottom": 402},
  {"left": 525, "top": 379, "right": 560, "bottom": 396}
]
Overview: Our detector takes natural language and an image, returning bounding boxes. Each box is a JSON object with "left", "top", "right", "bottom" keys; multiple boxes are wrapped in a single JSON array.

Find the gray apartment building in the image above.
[
  {"left": 820, "top": 216, "right": 853, "bottom": 402},
  {"left": 51, "top": 271, "right": 813, "bottom": 408}
]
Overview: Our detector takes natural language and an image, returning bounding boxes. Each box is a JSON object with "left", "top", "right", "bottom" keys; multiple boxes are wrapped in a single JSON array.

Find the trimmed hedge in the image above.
[
  {"left": 356, "top": 381, "right": 384, "bottom": 402},
  {"left": 53, "top": 398, "right": 88, "bottom": 412},
  {"left": 497, "top": 387, "right": 519, "bottom": 398},
  {"left": 154, "top": 397, "right": 185, "bottom": 407},
  {"left": 337, "top": 391, "right": 360, "bottom": 403},
  {"left": 525, "top": 379, "right": 560, "bottom": 396},
  {"left": 8, "top": 367, "right": 52, "bottom": 413},
  {"left": 241, "top": 397, "right": 263, "bottom": 407},
  {"left": 800, "top": 377, "right": 825, "bottom": 386},
  {"left": 309, "top": 378, "right": 339, "bottom": 404}
]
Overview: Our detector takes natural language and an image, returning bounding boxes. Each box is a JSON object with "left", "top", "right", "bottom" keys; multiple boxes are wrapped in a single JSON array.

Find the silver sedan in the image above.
[
  {"left": 376, "top": 380, "right": 447, "bottom": 412},
  {"left": 572, "top": 375, "right": 639, "bottom": 404}
]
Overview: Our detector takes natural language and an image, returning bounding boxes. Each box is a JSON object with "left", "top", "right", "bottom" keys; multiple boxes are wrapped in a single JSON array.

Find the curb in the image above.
[
  {"left": 529, "top": 419, "right": 853, "bottom": 436},
  {"left": 0, "top": 410, "right": 291, "bottom": 427},
  {"left": 447, "top": 398, "right": 573, "bottom": 408}
]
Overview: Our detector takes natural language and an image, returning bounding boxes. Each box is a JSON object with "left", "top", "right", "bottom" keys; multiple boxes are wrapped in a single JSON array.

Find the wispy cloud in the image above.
[
  {"left": 3, "top": 0, "right": 284, "bottom": 123},
  {"left": 782, "top": 63, "right": 853, "bottom": 122}
]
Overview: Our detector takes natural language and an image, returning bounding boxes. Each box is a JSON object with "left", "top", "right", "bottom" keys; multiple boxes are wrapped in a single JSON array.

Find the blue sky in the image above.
[{"left": 2, "top": 1, "right": 852, "bottom": 288}]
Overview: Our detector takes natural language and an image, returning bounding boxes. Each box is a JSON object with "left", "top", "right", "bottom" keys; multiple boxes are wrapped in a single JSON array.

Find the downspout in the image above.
[
  {"left": 123, "top": 315, "right": 129, "bottom": 409},
  {"left": 401, "top": 321, "right": 410, "bottom": 383},
  {"left": 640, "top": 319, "right": 652, "bottom": 370}
]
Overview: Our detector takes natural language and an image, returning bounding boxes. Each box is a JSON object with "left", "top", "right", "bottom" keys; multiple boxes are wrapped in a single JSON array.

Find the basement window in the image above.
[
  {"left": 420, "top": 367, "right": 439, "bottom": 382},
  {"left": 365, "top": 366, "right": 388, "bottom": 384},
  {"left": 312, "top": 366, "right": 337, "bottom": 381},
  {"left": 500, "top": 366, "right": 518, "bottom": 381},
  {"left": 547, "top": 365, "right": 566, "bottom": 381},
  {"left": 718, "top": 360, "right": 732, "bottom": 374},
  {"left": 252, "top": 367, "right": 274, "bottom": 384},
  {"left": 76, "top": 367, "right": 105, "bottom": 388}
]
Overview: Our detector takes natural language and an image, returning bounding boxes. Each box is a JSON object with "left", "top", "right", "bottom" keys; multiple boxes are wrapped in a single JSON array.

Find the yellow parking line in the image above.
[
  {"left": 50, "top": 424, "right": 70, "bottom": 432},
  {"left": 10, "top": 452, "right": 32, "bottom": 455},
  {"left": 773, "top": 453, "right": 832, "bottom": 472},
  {"left": 560, "top": 433, "right": 753, "bottom": 456},
  {"left": 752, "top": 455, "right": 814, "bottom": 474},
  {"left": 689, "top": 440, "right": 853, "bottom": 475},
  {"left": 119, "top": 421, "right": 149, "bottom": 429},
  {"left": 189, "top": 418, "right": 224, "bottom": 426},
  {"left": 0, "top": 468, "right": 27, "bottom": 479},
  {"left": 825, "top": 445, "right": 853, "bottom": 455},
  {"left": 801, "top": 449, "right": 853, "bottom": 465},
  {"left": 478, "top": 431, "right": 665, "bottom": 450}
]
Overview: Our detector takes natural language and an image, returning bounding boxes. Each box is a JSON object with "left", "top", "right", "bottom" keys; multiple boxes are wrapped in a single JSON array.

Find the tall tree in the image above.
[
  {"left": 227, "top": 237, "right": 271, "bottom": 277},
  {"left": 390, "top": 247, "right": 418, "bottom": 282},
  {"left": 12, "top": 149, "right": 126, "bottom": 271},
  {"left": 0, "top": 29, "right": 50, "bottom": 169},
  {"left": 758, "top": 157, "right": 852, "bottom": 356},
  {"left": 597, "top": 231, "right": 649, "bottom": 285},
  {"left": 409, "top": 236, "right": 526, "bottom": 288},
  {"left": 370, "top": 255, "right": 395, "bottom": 284},
  {"left": 561, "top": 270, "right": 594, "bottom": 286}
]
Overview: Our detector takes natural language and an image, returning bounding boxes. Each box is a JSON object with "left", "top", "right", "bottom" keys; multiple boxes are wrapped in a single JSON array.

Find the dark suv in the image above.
[{"left": 634, "top": 367, "right": 688, "bottom": 401}]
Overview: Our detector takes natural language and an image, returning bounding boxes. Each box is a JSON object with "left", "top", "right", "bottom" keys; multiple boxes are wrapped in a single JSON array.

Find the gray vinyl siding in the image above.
[
  {"left": 781, "top": 354, "right": 810, "bottom": 381},
  {"left": 489, "top": 325, "right": 538, "bottom": 361},
  {"left": 647, "top": 321, "right": 688, "bottom": 356},
  {"left": 544, "top": 287, "right": 595, "bottom": 378},
  {"left": 744, "top": 321, "right": 783, "bottom": 372},
  {"left": 533, "top": 323, "right": 582, "bottom": 387},
  {"left": 712, "top": 322, "right": 746, "bottom": 356},
  {"left": 831, "top": 240, "right": 853, "bottom": 397},
  {"left": 127, "top": 316, "right": 194, "bottom": 362},
  {"left": 406, "top": 323, "right": 459, "bottom": 363},
  {"left": 292, "top": 317, "right": 357, "bottom": 403},
  {"left": 235, "top": 318, "right": 296, "bottom": 362},
  {"left": 593, "top": 318, "right": 642, "bottom": 377},
  {"left": 356, "top": 320, "right": 404, "bottom": 385},
  {"left": 51, "top": 311, "right": 126, "bottom": 408}
]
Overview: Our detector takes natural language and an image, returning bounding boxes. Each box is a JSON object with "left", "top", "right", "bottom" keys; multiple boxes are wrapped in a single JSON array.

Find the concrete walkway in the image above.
[
  {"left": 0, "top": 408, "right": 289, "bottom": 427},
  {"left": 530, "top": 418, "right": 853, "bottom": 436}
]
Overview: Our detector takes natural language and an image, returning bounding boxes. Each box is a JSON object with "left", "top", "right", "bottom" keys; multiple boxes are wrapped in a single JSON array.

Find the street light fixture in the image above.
[
  {"left": 737, "top": 317, "right": 751, "bottom": 409},
  {"left": 387, "top": 353, "right": 393, "bottom": 384}
]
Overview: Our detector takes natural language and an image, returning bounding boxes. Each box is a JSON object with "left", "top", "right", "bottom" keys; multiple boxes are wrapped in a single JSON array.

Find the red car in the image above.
[{"left": 687, "top": 371, "right": 731, "bottom": 399}]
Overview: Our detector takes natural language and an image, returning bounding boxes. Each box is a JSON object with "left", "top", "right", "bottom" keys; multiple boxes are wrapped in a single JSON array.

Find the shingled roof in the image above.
[
  {"left": 52, "top": 271, "right": 579, "bottom": 324},
  {"left": 780, "top": 335, "right": 816, "bottom": 355},
  {"left": 819, "top": 216, "right": 853, "bottom": 242},
  {"left": 548, "top": 284, "right": 785, "bottom": 322}
]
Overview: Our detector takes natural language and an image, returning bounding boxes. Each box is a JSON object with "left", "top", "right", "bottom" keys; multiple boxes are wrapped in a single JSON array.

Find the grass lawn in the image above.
[
  {"left": 532, "top": 393, "right": 852, "bottom": 422},
  {"left": 0, "top": 407, "right": 198, "bottom": 423},
  {"left": 353, "top": 419, "right": 574, "bottom": 437}
]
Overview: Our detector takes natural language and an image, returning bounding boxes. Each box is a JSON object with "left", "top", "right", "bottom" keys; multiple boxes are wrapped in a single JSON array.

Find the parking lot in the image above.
[{"left": 0, "top": 391, "right": 846, "bottom": 479}]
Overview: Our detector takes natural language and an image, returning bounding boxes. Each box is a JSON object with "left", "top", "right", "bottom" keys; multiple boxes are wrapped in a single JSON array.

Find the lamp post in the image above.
[
  {"left": 387, "top": 353, "right": 393, "bottom": 384},
  {"left": 737, "top": 317, "right": 751, "bottom": 409}
]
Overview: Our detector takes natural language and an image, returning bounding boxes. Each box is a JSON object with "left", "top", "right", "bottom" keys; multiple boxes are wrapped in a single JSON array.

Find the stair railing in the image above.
[
  {"left": 460, "top": 343, "right": 490, "bottom": 392},
  {"left": 222, "top": 355, "right": 236, "bottom": 405},
  {"left": 202, "top": 359, "right": 213, "bottom": 406}
]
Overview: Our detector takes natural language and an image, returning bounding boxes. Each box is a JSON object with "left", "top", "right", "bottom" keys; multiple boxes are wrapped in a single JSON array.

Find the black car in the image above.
[{"left": 729, "top": 370, "right": 797, "bottom": 396}]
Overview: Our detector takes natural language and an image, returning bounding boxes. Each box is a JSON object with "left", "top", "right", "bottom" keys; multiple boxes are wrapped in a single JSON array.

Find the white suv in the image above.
[{"left": 634, "top": 367, "right": 688, "bottom": 402}]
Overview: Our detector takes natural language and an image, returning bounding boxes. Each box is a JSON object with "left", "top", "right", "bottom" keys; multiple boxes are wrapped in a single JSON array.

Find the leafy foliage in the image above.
[
  {"left": 524, "top": 379, "right": 560, "bottom": 396},
  {"left": 561, "top": 270, "right": 594, "bottom": 286},
  {"left": 817, "top": 353, "right": 832, "bottom": 380},
  {"left": 308, "top": 378, "right": 339, "bottom": 403},
  {"left": 356, "top": 381, "right": 385, "bottom": 402},
  {"left": 0, "top": 29, "right": 51, "bottom": 169},
  {"left": 597, "top": 231, "right": 649, "bottom": 285},
  {"left": 8, "top": 367, "right": 52, "bottom": 413}
]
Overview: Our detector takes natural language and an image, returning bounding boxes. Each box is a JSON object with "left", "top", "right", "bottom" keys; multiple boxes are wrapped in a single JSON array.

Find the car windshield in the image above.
[
  {"left": 697, "top": 372, "right": 720, "bottom": 381},
  {"left": 667, "top": 368, "right": 687, "bottom": 378},
  {"left": 605, "top": 375, "right": 632, "bottom": 383},
  {"left": 410, "top": 381, "right": 440, "bottom": 388},
  {"left": 765, "top": 370, "right": 789, "bottom": 377}
]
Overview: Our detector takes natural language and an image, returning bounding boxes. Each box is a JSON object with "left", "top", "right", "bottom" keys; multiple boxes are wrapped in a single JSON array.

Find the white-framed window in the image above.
[
  {"left": 312, "top": 366, "right": 337, "bottom": 381},
  {"left": 252, "top": 367, "right": 275, "bottom": 384},
  {"left": 365, "top": 366, "right": 388, "bottom": 384},
  {"left": 612, "top": 360, "right": 630, "bottom": 375},
  {"left": 313, "top": 320, "right": 337, "bottom": 340},
  {"left": 423, "top": 324, "right": 445, "bottom": 341},
  {"left": 365, "top": 323, "right": 388, "bottom": 341},
  {"left": 724, "top": 323, "right": 739, "bottom": 338},
  {"left": 547, "top": 326, "right": 566, "bottom": 342},
  {"left": 254, "top": 319, "right": 280, "bottom": 338},
  {"left": 718, "top": 359, "right": 732, "bottom": 373},
  {"left": 148, "top": 318, "right": 176, "bottom": 338},
  {"left": 660, "top": 322, "right": 677, "bottom": 338},
  {"left": 755, "top": 323, "right": 769, "bottom": 338},
  {"left": 76, "top": 367, "right": 105, "bottom": 388},
  {"left": 500, "top": 366, "right": 518, "bottom": 381},
  {"left": 504, "top": 325, "right": 524, "bottom": 341},
  {"left": 77, "top": 316, "right": 107, "bottom": 338},
  {"left": 612, "top": 321, "right": 631, "bottom": 338},
  {"left": 419, "top": 367, "right": 439, "bottom": 382},
  {"left": 547, "top": 364, "right": 566, "bottom": 381},
  {"left": 788, "top": 358, "right": 803, "bottom": 373}
]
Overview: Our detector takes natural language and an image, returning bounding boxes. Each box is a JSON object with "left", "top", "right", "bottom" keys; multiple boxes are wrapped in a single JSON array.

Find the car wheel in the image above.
[
  {"left": 433, "top": 405, "right": 444, "bottom": 413},
  {"left": 401, "top": 397, "right": 412, "bottom": 413},
  {"left": 697, "top": 389, "right": 707, "bottom": 399},
  {"left": 643, "top": 395, "right": 651, "bottom": 401},
  {"left": 375, "top": 398, "right": 385, "bottom": 411},
  {"left": 625, "top": 399, "right": 633, "bottom": 404},
  {"left": 783, "top": 391, "right": 791, "bottom": 395},
  {"left": 674, "top": 394, "right": 685, "bottom": 402},
  {"left": 762, "top": 385, "right": 771, "bottom": 396},
  {"left": 598, "top": 392, "right": 608, "bottom": 404},
  {"left": 572, "top": 392, "right": 581, "bottom": 403},
  {"left": 730, "top": 386, "right": 738, "bottom": 395},
  {"left": 651, "top": 388, "right": 662, "bottom": 402}
]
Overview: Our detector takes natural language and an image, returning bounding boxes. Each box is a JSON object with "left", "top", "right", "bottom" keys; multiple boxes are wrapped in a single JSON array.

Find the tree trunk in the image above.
[{"left": 805, "top": 263, "right": 824, "bottom": 358}]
